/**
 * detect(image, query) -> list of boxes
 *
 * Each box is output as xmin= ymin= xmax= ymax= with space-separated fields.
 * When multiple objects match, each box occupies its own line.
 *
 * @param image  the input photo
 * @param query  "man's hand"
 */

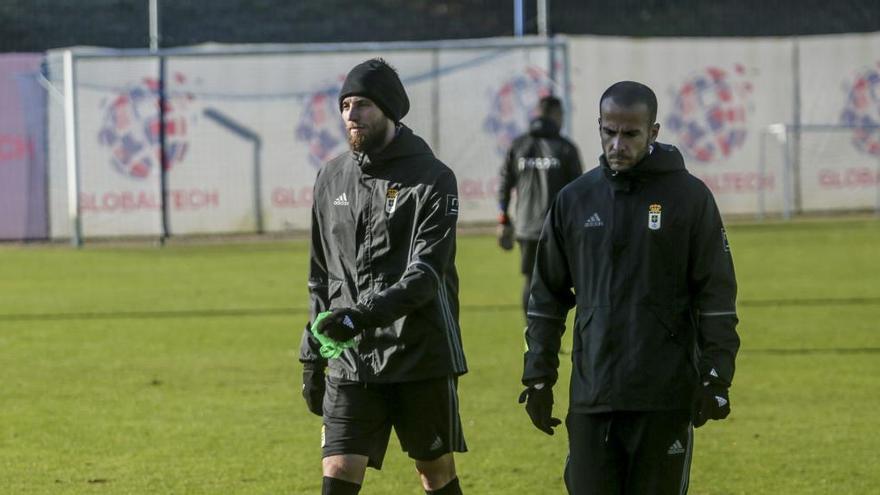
xmin=302 ymin=362 xmax=326 ymax=417
xmin=693 ymin=380 xmax=731 ymax=428
xmin=497 ymin=214 xmax=514 ymax=251
xmin=313 ymin=308 xmax=366 ymax=342
xmin=518 ymin=382 xmax=562 ymax=435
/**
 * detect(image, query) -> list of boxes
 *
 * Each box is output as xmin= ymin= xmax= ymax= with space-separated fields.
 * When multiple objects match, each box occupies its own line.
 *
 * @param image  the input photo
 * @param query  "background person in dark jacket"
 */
xmin=497 ymin=96 xmax=583 ymax=317
xmin=299 ymin=58 xmax=467 ymax=495
xmin=519 ymin=81 xmax=740 ymax=494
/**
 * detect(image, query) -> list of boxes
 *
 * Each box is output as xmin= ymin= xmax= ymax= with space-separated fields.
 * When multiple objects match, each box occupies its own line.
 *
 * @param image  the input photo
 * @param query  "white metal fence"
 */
xmin=31 ymin=31 xmax=880 ymax=243
xmin=46 ymin=38 xmax=569 ymax=245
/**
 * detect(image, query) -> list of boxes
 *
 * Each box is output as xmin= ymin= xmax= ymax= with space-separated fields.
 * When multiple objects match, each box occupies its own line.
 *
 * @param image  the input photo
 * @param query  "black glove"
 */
xmin=518 ymin=382 xmax=561 ymax=435
xmin=302 ymin=362 xmax=326 ymax=417
xmin=314 ymin=308 xmax=367 ymax=342
xmin=497 ymin=214 xmax=514 ymax=251
xmin=693 ymin=381 xmax=731 ymax=428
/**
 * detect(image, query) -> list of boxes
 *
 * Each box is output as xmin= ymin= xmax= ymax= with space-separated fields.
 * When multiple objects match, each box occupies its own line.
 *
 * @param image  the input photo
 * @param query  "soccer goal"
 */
xmin=760 ymin=123 xmax=880 ymax=218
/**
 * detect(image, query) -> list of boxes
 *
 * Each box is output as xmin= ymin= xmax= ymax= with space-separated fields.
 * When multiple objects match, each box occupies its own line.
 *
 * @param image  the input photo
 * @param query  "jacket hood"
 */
xmin=528 ymin=117 xmax=561 ymax=138
xmin=356 ymin=124 xmax=433 ymax=169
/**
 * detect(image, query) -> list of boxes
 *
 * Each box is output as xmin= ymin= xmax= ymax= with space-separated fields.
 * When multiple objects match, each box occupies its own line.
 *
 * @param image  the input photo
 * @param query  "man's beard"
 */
xmin=348 ymin=124 xmax=386 ymax=153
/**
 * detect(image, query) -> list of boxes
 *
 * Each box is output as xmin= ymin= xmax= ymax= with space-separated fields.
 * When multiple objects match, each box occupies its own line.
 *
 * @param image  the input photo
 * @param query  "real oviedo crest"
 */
xmin=648 ymin=204 xmax=662 ymax=230
xmin=385 ymin=188 xmax=399 ymax=214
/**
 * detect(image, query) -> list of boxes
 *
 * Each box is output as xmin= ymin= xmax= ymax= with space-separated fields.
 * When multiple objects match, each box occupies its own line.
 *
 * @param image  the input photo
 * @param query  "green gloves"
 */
xmin=311 ymin=310 xmax=358 ymax=359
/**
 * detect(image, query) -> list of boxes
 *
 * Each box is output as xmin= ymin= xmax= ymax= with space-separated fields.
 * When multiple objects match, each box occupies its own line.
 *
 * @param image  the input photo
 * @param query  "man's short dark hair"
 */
xmin=538 ymin=95 xmax=563 ymax=116
xmin=599 ymin=81 xmax=658 ymax=124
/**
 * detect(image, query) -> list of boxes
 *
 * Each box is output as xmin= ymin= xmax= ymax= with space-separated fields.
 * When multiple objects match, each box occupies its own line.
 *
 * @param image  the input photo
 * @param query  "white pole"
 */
xmin=757 ymin=130 xmax=766 ymax=221
xmin=780 ymin=126 xmax=792 ymax=220
xmin=537 ymin=0 xmax=549 ymax=36
xmin=791 ymin=38 xmax=801 ymax=214
xmin=149 ymin=0 xmax=160 ymax=52
xmin=561 ymin=39 xmax=572 ymax=137
xmin=63 ymin=50 xmax=82 ymax=247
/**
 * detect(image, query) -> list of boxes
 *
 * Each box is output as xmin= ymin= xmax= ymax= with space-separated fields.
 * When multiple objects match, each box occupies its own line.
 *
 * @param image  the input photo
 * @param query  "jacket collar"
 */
xmin=600 ymin=143 xmax=686 ymax=192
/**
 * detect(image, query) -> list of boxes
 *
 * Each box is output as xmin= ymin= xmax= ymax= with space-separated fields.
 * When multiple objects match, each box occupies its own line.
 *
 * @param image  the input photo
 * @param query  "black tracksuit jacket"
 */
xmin=299 ymin=125 xmax=467 ymax=383
xmin=522 ymin=143 xmax=740 ymax=413
xmin=498 ymin=117 xmax=583 ymax=240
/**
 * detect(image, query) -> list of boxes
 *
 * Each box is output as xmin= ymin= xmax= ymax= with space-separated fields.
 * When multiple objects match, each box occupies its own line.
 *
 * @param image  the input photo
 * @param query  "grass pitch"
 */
xmin=1 ymin=218 xmax=878 ymax=494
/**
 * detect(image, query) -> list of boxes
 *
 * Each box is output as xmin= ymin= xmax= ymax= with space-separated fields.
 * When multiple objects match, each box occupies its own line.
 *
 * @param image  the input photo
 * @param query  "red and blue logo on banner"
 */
xmin=296 ymin=82 xmax=346 ymax=168
xmin=483 ymin=66 xmax=553 ymax=157
xmin=840 ymin=62 xmax=880 ymax=156
xmin=665 ymin=65 xmax=753 ymax=163
xmin=97 ymin=73 xmax=195 ymax=180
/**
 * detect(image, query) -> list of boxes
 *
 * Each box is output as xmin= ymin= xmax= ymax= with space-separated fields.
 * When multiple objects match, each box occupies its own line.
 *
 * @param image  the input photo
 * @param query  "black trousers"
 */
xmin=564 ymin=410 xmax=693 ymax=495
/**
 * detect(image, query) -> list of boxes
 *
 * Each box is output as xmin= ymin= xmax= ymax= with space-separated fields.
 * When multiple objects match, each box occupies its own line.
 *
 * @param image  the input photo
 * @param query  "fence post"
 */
xmin=781 ymin=125 xmax=792 ymax=220
xmin=431 ymin=48 xmax=441 ymax=151
xmin=791 ymin=38 xmax=802 ymax=215
xmin=561 ymin=38 xmax=572 ymax=139
xmin=254 ymin=141 xmax=264 ymax=234
xmin=514 ymin=0 xmax=524 ymax=37
xmin=158 ymin=55 xmax=170 ymax=244
xmin=757 ymin=130 xmax=766 ymax=221
xmin=63 ymin=50 xmax=82 ymax=247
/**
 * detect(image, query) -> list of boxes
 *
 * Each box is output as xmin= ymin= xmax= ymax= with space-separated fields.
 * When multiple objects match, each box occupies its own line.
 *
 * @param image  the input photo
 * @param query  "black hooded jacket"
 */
xmin=498 ymin=117 xmax=583 ymax=240
xmin=522 ymin=142 xmax=739 ymax=413
xmin=299 ymin=125 xmax=467 ymax=382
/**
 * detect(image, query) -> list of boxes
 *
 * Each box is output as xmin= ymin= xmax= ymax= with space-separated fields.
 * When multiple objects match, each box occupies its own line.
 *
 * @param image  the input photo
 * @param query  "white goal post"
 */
xmin=759 ymin=123 xmax=880 ymax=219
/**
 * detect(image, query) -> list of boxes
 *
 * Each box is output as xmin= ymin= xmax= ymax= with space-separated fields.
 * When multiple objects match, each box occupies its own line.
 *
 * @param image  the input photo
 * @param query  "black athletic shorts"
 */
xmin=321 ymin=375 xmax=467 ymax=469
xmin=518 ymin=239 xmax=539 ymax=275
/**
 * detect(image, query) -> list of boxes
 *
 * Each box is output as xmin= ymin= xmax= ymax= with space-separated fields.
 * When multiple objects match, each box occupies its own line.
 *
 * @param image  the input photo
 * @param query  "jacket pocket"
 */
xmin=570 ymin=307 xmax=609 ymax=408
xmin=620 ymin=305 xmax=697 ymax=408
xmin=646 ymin=305 xmax=697 ymax=359
xmin=646 ymin=305 xmax=681 ymax=339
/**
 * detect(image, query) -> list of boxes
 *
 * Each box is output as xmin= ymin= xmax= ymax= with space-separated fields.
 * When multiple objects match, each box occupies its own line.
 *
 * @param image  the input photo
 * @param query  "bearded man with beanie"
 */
xmin=299 ymin=58 xmax=467 ymax=495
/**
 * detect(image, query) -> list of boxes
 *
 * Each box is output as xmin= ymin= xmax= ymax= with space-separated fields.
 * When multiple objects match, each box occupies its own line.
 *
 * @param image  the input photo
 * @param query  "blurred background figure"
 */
xmin=497 ymin=95 xmax=583 ymax=318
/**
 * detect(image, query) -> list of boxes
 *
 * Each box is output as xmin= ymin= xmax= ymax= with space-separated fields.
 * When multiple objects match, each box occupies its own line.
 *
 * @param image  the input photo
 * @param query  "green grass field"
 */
xmin=1 ymin=219 xmax=879 ymax=494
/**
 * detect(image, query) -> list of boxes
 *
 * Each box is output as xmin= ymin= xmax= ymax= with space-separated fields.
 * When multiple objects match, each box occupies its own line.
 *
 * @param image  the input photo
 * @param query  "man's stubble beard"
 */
xmin=348 ymin=124 xmax=387 ymax=153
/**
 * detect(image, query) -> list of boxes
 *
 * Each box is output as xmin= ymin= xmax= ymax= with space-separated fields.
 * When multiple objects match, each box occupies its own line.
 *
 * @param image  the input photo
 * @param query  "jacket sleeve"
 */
xmin=498 ymin=144 xmax=517 ymax=215
xmin=522 ymin=195 xmax=577 ymax=385
xmin=355 ymin=169 xmax=459 ymax=327
xmin=298 ymin=196 xmax=330 ymax=364
xmin=689 ymin=189 xmax=740 ymax=386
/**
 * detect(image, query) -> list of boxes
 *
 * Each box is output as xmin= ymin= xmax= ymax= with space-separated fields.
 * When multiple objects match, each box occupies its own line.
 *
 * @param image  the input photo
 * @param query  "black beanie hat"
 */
xmin=338 ymin=58 xmax=410 ymax=123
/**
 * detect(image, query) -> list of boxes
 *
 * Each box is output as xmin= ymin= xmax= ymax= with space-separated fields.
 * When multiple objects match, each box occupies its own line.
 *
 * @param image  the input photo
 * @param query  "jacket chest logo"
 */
xmin=648 ymin=204 xmax=662 ymax=230
xmin=583 ymin=212 xmax=604 ymax=228
xmin=385 ymin=188 xmax=399 ymax=214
